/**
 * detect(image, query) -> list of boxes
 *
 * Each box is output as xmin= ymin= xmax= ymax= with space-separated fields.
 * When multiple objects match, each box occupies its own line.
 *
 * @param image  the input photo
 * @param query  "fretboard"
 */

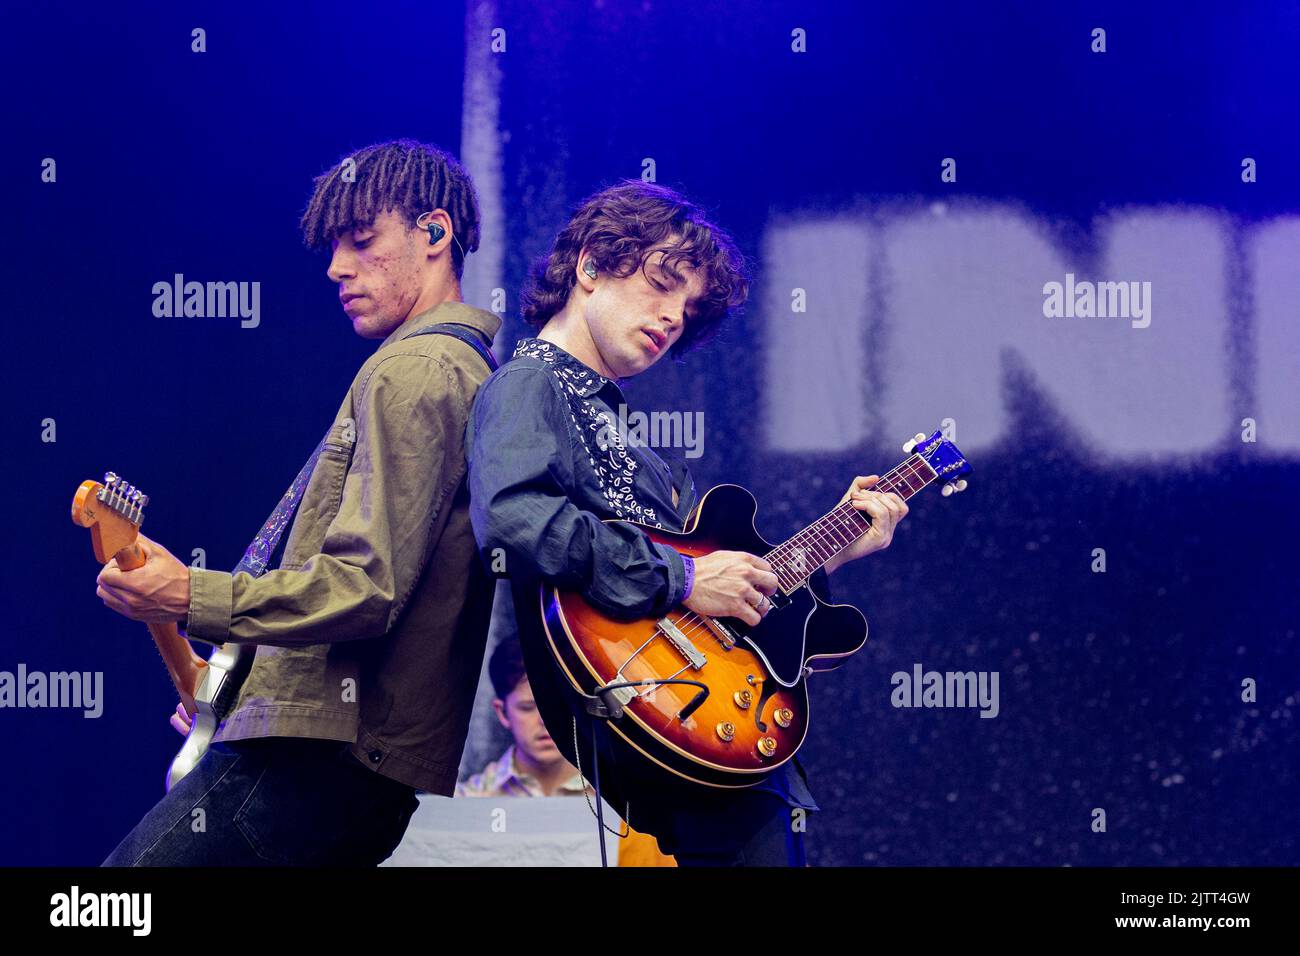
xmin=765 ymin=455 xmax=937 ymax=591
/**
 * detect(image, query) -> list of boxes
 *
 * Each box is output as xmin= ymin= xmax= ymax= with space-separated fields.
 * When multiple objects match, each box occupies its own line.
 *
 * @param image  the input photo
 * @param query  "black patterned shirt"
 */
xmin=466 ymin=337 xmax=817 ymax=835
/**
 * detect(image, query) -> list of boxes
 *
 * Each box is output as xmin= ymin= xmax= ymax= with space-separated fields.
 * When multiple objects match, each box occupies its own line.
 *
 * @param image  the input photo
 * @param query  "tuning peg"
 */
xmin=902 ymin=432 xmax=927 ymax=454
xmin=941 ymin=479 xmax=969 ymax=497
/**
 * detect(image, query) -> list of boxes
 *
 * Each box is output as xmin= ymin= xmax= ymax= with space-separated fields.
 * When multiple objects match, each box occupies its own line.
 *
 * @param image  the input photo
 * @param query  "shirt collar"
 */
xmin=512 ymin=336 xmax=621 ymax=398
xmin=379 ymin=300 xmax=502 ymax=351
xmin=498 ymin=744 xmax=589 ymax=796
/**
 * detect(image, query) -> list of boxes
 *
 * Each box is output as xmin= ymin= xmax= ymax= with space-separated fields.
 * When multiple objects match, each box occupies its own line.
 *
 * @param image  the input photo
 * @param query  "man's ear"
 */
xmin=492 ymin=697 xmax=510 ymax=729
xmin=575 ymin=247 xmax=598 ymax=293
xmin=416 ymin=209 xmax=455 ymax=257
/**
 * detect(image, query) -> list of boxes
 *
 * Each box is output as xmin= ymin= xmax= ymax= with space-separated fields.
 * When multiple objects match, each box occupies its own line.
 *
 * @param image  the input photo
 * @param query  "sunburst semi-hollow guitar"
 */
xmin=72 ymin=472 xmax=253 ymax=791
xmin=539 ymin=428 xmax=971 ymax=789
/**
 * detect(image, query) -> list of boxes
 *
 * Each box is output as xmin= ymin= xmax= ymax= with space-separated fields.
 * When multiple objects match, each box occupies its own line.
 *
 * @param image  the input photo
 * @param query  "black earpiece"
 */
xmin=426 ymin=221 xmax=446 ymax=244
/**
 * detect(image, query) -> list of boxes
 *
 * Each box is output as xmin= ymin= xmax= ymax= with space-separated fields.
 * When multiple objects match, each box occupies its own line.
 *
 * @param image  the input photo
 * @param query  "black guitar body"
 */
xmin=672 ymin=484 xmax=870 ymax=687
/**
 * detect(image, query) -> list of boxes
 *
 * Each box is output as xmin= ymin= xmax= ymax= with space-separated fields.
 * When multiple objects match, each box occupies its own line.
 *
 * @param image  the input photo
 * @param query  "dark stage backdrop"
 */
xmin=4 ymin=1 xmax=1297 ymax=866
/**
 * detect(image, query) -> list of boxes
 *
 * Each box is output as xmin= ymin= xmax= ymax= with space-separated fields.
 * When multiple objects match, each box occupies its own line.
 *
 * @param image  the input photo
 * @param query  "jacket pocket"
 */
xmin=322 ymin=419 xmax=357 ymax=459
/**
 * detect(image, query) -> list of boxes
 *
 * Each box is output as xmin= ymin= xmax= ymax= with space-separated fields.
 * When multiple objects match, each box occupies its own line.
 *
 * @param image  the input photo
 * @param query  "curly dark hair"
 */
xmin=520 ymin=180 xmax=749 ymax=354
xmin=487 ymin=638 xmax=527 ymax=701
xmin=300 ymin=139 xmax=481 ymax=279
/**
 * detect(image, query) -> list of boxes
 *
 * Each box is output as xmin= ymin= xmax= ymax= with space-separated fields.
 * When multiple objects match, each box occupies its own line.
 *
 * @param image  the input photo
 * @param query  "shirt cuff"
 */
xmin=656 ymin=543 xmax=689 ymax=610
xmin=187 ymin=566 xmax=234 ymax=646
xmin=681 ymin=553 xmax=695 ymax=600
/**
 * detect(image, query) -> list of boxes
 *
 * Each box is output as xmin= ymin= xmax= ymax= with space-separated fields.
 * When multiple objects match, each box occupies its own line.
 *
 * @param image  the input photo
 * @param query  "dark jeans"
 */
xmin=101 ymin=737 xmax=418 ymax=867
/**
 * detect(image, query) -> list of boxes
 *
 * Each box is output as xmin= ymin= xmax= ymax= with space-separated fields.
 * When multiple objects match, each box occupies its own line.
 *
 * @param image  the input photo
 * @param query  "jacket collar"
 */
xmin=380 ymin=300 xmax=501 ymax=351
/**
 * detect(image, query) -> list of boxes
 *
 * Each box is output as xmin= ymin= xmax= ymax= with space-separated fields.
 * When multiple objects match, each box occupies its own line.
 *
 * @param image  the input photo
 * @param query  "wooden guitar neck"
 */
xmin=72 ymin=474 xmax=207 ymax=713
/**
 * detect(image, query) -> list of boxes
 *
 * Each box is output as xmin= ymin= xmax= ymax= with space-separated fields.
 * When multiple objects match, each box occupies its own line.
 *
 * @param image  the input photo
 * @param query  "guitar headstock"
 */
xmin=902 ymin=430 xmax=972 ymax=497
xmin=71 ymin=472 xmax=149 ymax=563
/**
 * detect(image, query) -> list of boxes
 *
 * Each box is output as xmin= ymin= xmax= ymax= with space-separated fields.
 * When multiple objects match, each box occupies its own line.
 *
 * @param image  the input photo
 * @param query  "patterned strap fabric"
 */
xmin=231 ymin=322 xmax=497 ymax=578
xmin=232 ymin=435 xmax=328 ymax=577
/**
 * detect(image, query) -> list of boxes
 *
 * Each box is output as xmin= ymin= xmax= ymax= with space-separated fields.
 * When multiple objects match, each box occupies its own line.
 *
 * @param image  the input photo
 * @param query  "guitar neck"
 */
xmin=73 ymin=474 xmax=209 ymax=714
xmin=764 ymin=454 xmax=938 ymax=591
xmin=114 ymin=541 xmax=208 ymax=712
xmin=146 ymin=622 xmax=206 ymax=713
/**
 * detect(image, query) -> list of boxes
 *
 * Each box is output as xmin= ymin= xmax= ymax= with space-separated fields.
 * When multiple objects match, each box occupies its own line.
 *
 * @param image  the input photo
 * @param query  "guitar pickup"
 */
xmin=658 ymin=616 xmax=707 ymax=669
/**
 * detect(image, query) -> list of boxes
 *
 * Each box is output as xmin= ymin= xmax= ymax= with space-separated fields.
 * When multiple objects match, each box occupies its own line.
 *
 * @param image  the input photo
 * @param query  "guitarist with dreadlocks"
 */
xmin=95 ymin=140 xmax=502 ymax=866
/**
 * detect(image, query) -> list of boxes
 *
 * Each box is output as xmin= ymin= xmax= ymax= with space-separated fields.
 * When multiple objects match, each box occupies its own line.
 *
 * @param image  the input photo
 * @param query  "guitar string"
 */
xmin=767 ymin=458 xmax=931 ymax=586
xmin=763 ymin=457 xmax=931 ymax=581
xmin=766 ymin=470 xmax=913 ymax=576
xmin=594 ymin=458 xmax=938 ymax=793
xmin=614 ymin=457 xmax=939 ymax=696
xmin=658 ymin=458 xmax=933 ymax=655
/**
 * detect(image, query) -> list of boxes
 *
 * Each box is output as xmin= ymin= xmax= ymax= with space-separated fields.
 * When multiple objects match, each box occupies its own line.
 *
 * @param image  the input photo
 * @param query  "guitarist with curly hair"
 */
xmin=467 ymin=181 xmax=909 ymax=866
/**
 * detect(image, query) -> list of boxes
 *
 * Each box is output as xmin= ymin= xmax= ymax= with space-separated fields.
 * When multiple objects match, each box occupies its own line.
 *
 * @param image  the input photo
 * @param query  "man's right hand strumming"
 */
xmin=681 ymin=550 xmax=779 ymax=626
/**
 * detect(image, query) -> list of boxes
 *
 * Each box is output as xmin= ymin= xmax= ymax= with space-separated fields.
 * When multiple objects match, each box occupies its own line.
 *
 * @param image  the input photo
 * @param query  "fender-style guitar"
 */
xmin=72 ymin=472 xmax=251 ymax=791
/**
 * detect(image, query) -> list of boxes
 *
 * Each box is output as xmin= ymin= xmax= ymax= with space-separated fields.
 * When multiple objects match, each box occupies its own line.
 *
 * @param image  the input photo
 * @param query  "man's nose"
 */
xmin=327 ymin=249 xmax=354 ymax=283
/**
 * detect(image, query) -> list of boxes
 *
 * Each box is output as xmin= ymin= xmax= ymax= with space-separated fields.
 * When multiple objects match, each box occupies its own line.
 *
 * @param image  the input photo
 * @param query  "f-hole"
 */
xmin=753 ymin=679 xmax=781 ymax=732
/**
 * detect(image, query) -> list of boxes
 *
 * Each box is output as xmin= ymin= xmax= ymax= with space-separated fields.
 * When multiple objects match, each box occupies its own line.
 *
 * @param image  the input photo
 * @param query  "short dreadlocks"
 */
xmin=300 ymin=139 xmax=481 ymax=279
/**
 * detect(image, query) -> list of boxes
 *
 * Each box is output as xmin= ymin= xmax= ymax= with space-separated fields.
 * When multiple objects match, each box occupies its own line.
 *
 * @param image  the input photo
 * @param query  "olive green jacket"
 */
xmin=184 ymin=301 xmax=501 ymax=794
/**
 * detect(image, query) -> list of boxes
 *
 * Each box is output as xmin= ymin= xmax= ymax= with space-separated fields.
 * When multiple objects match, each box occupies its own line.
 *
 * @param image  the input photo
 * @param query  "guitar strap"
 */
xmin=401 ymin=321 xmax=499 ymax=373
xmin=233 ymin=321 xmax=497 ymax=579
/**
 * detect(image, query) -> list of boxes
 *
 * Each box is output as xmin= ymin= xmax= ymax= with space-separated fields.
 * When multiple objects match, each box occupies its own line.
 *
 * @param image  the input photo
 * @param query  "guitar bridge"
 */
xmin=657 ymin=616 xmax=707 ymax=669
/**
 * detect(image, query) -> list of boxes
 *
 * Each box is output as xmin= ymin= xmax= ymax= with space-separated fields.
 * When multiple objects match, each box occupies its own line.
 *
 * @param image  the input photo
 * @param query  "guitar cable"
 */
xmin=570 ymin=677 xmax=711 ymax=866
xmin=571 ymin=716 xmax=628 ymax=866
xmin=586 ymin=677 xmax=711 ymax=722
